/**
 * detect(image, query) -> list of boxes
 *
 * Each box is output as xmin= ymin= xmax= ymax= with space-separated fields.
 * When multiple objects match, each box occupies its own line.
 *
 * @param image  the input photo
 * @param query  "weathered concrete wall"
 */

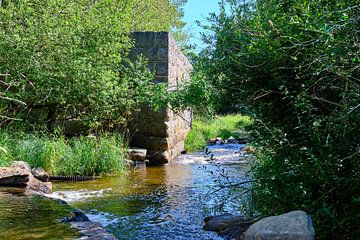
xmin=129 ymin=32 xmax=192 ymax=164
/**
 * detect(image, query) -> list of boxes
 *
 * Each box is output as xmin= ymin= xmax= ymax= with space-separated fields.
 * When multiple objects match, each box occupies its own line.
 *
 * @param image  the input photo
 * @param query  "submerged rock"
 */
xmin=72 ymin=222 xmax=117 ymax=240
xmin=61 ymin=210 xmax=90 ymax=222
xmin=204 ymin=213 xmax=252 ymax=240
xmin=242 ymin=210 xmax=315 ymax=240
xmin=60 ymin=209 xmax=117 ymax=240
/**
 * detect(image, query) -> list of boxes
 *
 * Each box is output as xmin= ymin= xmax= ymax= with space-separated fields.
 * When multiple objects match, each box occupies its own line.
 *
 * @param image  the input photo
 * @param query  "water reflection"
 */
xmin=0 ymin=144 xmax=250 ymax=240
xmin=51 ymin=144 xmax=249 ymax=240
xmin=0 ymin=193 xmax=80 ymax=240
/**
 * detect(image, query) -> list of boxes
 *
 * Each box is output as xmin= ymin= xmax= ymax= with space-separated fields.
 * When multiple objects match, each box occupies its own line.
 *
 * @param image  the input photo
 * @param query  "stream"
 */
xmin=0 ymin=144 xmax=251 ymax=240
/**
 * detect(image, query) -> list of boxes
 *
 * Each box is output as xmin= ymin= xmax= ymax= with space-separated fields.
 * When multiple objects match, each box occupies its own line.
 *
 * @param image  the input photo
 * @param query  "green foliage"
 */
xmin=168 ymin=54 xmax=220 ymax=116
xmin=203 ymin=0 xmax=359 ymax=238
xmin=0 ymin=130 xmax=127 ymax=176
xmin=131 ymin=0 xmax=184 ymax=32
xmin=0 ymin=0 xmax=184 ymax=129
xmin=185 ymin=114 xmax=252 ymax=152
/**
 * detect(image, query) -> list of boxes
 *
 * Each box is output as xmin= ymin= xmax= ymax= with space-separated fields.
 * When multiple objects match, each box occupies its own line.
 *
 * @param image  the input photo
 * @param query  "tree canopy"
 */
xmin=0 ymin=0 xmax=185 ymax=129
xmin=200 ymin=0 xmax=359 ymax=238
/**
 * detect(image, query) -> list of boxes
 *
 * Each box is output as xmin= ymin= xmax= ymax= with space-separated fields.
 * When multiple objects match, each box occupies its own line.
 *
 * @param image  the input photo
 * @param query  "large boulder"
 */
xmin=10 ymin=161 xmax=32 ymax=172
xmin=0 ymin=161 xmax=31 ymax=187
xmin=242 ymin=210 xmax=315 ymax=240
xmin=0 ymin=161 xmax=52 ymax=195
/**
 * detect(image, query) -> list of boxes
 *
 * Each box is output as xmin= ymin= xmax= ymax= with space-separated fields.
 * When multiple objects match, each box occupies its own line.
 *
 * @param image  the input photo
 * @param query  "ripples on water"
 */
xmin=0 ymin=193 xmax=80 ymax=239
xmin=0 ymin=144 xmax=251 ymax=240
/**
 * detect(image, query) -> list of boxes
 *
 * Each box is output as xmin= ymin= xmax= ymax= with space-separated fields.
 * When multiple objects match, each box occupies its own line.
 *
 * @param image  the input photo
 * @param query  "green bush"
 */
xmin=0 ymin=131 xmax=127 ymax=176
xmin=185 ymin=114 xmax=252 ymax=152
xmin=0 ymin=0 xmax=186 ymax=129
xmin=203 ymin=0 xmax=359 ymax=238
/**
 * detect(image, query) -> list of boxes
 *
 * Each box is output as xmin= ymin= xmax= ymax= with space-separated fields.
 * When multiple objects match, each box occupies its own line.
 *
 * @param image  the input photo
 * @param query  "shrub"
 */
xmin=203 ymin=0 xmax=359 ymax=238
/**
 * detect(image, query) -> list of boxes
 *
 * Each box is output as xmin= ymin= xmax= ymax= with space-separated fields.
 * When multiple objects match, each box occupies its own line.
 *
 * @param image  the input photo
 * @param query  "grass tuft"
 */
xmin=0 ymin=131 xmax=127 ymax=176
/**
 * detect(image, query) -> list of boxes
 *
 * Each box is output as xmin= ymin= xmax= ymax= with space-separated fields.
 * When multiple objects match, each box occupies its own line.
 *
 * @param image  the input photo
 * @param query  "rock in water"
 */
xmin=242 ymin=210 xmax=315 ymax=240
xmin=32 ymin=167 xmax=50 ymax=182
xmin=204 ymin=213 xmax=252 ymax=240
xmin=61 ymin=210 xmax=90 ymax=222
xmin=127 ymin=148 xmax=147 ymax=161
xmin=10 ymin=161 xmax=31 ymax=172
xmin=226 ymin=136 xmax=239 ymax=144
xmin=0 ymin=161 xmax=52 ymax=195
xmin=72 ymin=222 xmax=117 ymax=240
xmin=60 ymin=210 xmax=117 ymax=240
xmin=26 ymin=174 xmax=52 ymax=195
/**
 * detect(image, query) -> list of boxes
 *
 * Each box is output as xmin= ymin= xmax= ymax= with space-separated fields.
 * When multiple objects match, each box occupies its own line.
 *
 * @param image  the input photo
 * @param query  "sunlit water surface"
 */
xmin=0 ymin=144 xmax=250 ymax=240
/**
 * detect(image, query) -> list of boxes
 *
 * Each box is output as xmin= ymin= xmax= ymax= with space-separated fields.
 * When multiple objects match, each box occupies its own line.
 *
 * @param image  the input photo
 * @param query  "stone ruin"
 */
xmin=1 ymin=31 xmax=192 ymax=165
xmin=129 ymin=32 xmax=192 ymax=165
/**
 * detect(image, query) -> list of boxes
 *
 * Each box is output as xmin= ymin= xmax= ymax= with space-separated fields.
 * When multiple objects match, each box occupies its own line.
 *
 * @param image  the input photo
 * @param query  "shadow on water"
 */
xmin=0 ymin=144 xmax=251 ymax=240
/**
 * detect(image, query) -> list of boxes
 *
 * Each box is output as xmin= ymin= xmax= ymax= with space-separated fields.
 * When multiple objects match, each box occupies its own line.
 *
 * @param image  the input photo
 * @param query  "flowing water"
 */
xmin=0 ymin=144 xmax=251 ymax=240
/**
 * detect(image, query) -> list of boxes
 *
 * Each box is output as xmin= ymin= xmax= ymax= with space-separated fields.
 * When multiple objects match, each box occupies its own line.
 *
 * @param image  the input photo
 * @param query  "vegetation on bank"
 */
xmin=0 ymin=0 xmax=187 ymax=130
xmin=0 ymin=131 xmax=127 ymax=176
xmin=0 ymin=1 xmax=188 ymax=175
xmin=185 ymin=114 xmax=252 ymax=152
xmin=198 ymin=0 xmax=359 ymax=238
xmin=0 ymin=0 xmax=358 ymax=238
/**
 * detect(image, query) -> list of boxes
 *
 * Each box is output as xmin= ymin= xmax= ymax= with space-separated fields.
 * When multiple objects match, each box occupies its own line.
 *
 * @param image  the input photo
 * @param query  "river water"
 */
xmin=0 ymin=144 xmax=251 ymax=240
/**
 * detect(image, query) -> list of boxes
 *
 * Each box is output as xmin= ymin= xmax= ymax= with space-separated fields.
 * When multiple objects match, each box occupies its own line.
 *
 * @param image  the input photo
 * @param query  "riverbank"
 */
xmin=0 ymin=131 xmax=127 ymax=176
xmin=0 ymin=142 xmax=251 ymax=239
xmin=185 ymin=114 xmax=252 ymax=152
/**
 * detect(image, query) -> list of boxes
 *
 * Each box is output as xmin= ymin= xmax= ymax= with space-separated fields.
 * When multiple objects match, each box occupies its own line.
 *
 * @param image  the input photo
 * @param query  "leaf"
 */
xmin=0 ymin=146 xmax=8 ymax=154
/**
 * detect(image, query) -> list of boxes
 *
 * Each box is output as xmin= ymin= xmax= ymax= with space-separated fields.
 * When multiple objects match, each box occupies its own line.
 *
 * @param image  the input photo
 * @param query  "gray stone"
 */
xmin=148 ymin=62 xmax=169 ymax=76
xmin=216 ymin=138 xmax=225 ymax=145
xmin=0 ymin=162 xmax=31 ymax=187
xmin=204 ymin=214 xmax=253 ymax=240
xmin=61 ymin=210 xmax=90 ymax=222
xmin=10 ymin=161 xmax=31 ymax=172
xmin=31 ymin=167 xmax=50 ymax=182
xmin=26 ymin=174 xmax=52 ymax=195
xmin=237 ymin=137 xmax=249 ymax=144
xmin=129 ymin=32 xmax=192 ymax=164
xmin=227 ymin=136 xmax=239 ymax=144
xmin=72 ymin=222 xmax=117 ymax=240
xmin=127 ymin=148 xmax=147 ymax=161
xmin=242 ymin=210 xmax=315 ymax=240
xmin=0 ymin=161 xmax=52 ymax=195
xmin=204 ymin=213 xmax=251 ymax=232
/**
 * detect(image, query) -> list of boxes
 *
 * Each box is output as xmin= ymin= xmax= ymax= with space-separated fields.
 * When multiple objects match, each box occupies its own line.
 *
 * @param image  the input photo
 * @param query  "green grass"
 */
xmin=185 ymin=114 xmax=253 ymax=152
xmin=0 ymin=131 xmax=127 ymax=176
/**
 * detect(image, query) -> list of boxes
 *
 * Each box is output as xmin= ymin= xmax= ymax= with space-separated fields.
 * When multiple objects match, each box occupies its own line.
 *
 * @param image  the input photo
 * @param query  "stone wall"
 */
xmin=129 ymin=32 xmax=193 ymax=164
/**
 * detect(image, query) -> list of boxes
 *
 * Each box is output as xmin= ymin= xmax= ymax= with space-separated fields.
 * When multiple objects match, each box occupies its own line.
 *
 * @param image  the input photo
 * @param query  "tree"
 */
xmin=202 ymin=0 xmax=359 ymax=238
xmin=0 ymin=0 xmax=182 ymax=130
